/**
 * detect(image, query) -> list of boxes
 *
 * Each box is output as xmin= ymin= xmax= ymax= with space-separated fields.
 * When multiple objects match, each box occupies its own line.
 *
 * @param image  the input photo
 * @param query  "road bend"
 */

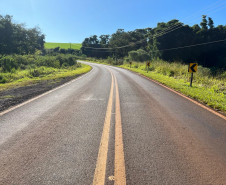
xmin=0 ymin=61 xmax=226 ymax=184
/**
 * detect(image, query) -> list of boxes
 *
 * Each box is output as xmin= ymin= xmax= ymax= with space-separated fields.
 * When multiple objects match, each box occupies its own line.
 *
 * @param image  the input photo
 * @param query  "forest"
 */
xmin=81 ymin=16 xmax=226 ymax=69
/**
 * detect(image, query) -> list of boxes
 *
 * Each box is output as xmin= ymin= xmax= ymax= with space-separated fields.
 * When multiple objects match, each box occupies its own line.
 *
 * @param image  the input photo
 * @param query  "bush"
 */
xmin=81 ymin=54 xmax=87 ymax=60
xmin=53 ymin=60 xmax=60 ymax=68
xmin=0 ymin=56 xmax=18 ymax=72
xmin=0 ymin=54 xmax=79 ymax=74
xmin=0 ymin=78 xmax=7 ymax=83
xmin=62 ymin=62 xmax=69 ymax=68
xmin=29 ymin=69 xmax=40 ymax=77
xmin=124 ymin=58 xmax=130 ymax=63
xmin=129 ymin=49 xmax=150 ymax=62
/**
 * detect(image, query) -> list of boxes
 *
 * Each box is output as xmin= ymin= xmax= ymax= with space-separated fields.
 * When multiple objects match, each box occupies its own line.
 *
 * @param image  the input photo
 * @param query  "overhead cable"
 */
xmin=83 ymin=1 xmax=226 ymax=50
xmin=86 ymin=38 xmax=226 ymax=53
xmin=154 ymin=0 xmax=226 ymax=37
xmin=151 ymin=38 xmax=226 ymax=52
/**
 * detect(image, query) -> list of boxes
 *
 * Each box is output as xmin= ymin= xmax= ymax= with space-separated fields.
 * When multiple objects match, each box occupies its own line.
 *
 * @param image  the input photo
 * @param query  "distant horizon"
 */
xmin=1 ymin=0 xmax=226 ymax=43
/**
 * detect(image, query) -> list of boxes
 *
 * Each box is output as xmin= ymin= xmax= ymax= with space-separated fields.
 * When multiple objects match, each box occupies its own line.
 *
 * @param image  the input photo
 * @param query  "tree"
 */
xmin=80 ymin=16 xmax=226 ymax=69
xmin=0 ymin=14 xmax=45 ymax=55
xmin=99 ymin=35 xmax=110 ymax=45
xmin=192 ymin=24 xmax=201 ymax=33
xmin=200 ymin=15 xmax=208 ymax=31
xmin=208 ymin=17 xmax=214 ymax=29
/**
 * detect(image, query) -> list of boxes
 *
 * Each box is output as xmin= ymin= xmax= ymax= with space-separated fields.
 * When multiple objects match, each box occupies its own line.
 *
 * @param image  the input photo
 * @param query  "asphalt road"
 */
xmin=0 ymin=61 xmax=226 ymax=185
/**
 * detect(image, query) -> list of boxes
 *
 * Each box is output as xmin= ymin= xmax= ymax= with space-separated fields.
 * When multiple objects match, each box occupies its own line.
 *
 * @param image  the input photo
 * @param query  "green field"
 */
xmin=45 ymin=42 xmax=82 ymax=50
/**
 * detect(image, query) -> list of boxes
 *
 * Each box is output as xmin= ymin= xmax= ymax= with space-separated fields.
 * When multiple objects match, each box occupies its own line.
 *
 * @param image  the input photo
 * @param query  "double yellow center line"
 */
xmin=93 ymin=68 xmax=126 ymax=185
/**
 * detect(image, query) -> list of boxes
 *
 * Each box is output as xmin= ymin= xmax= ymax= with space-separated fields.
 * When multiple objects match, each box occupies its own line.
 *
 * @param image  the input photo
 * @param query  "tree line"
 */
xmin=0 ymin=14 xmax=45 ymax=55
xmin=81 ymin=16 xmax=226 ymax=69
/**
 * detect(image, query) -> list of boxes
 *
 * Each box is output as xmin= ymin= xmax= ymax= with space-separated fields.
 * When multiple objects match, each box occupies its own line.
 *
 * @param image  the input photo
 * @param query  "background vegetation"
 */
xmin=0 ymin=14 xmax=90 ymax=91
xmin=0 ymin=54 xmax=91 ymax=91
xmin=0 ymin=15 xmax=45 ymax=55
xmin=81 ymin=16 xmax=226 ymax=70
xmin=85 ymin=58 xmax=226 ymax=113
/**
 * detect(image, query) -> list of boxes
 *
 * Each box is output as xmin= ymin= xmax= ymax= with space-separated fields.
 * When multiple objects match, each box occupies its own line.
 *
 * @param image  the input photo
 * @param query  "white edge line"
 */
xmin=0 ymin=67 xmax=93 ymax=116
xmin=86 ymin=61 xmax=226 ymax=121
xmin=118 ymin=66 xmax=226 ymax=121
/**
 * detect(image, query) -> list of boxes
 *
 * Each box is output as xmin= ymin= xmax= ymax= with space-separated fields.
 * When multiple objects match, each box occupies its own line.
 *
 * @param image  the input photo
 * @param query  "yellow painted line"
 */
xmin=0 ymin=68 xmax=93 ymax=116
xmin=93 ymin=70 xmax=114 ymax=185
xmin=113 ymin=73 xmax=126 ymax=185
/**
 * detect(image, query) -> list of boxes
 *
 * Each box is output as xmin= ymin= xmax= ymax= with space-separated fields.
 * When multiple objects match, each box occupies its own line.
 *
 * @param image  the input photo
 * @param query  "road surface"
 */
xmin=0 ymin=61 xmax=226 ymax=184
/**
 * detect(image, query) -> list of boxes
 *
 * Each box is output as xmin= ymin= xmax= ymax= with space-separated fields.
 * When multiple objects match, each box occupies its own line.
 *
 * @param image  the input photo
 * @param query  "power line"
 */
xmin=153 ymin=5 xmax=226 ymax=39
xmin=83 ymin=39 xmax=147 ymax=50
xmin=181 ymin=0 xmax=223 ymax=21
xmin=151 ymin=38 xmax=226 ymax=52
xmin=86 ymin=38 xmax=226 ymax=53
xmin=83 ymin=1 xmax=226 ymax=50
xmin=153 ymin=0 xmax=226 ymax=38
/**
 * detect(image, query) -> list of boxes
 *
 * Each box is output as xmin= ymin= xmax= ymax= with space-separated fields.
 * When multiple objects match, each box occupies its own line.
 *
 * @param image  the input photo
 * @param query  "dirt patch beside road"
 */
xmin=0 ymin=75 xmax=81 ymax=112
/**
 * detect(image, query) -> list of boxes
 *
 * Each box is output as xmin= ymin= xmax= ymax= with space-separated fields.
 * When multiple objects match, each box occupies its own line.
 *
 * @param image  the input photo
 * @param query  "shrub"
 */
xmin=124 ymin=58 xmax=130 ymax=63
xmin=0 ymin=56 xmax=18 ymax=72
xmin=0 ymin=78 xmax=7 ymax=83
xmin=129 ymin=49 xmax=150 ymax=62
xmin=53 ymin=60 xmax=60 ymax=68
xmin=29 ymin=69 xmax=40 ymax=77
xmin=62 ymin=62 xmax=69 ymax=68
xmin=81 ymin=54 xmax=87 ymax=60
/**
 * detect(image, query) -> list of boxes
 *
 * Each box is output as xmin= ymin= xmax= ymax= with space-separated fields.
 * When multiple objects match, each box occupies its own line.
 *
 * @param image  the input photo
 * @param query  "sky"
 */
xmin=0 ymin=0 xmax=226 ymax=43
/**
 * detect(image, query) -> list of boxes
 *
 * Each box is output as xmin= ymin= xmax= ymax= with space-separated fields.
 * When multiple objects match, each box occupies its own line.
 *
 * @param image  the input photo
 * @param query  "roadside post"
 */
xmin=147 ymin=62 xmax=150 ymax=73
xmin=188 ymin=63 xmax=198 ymax=87
xmin=130 ymin=62 xmax=132 ymax=68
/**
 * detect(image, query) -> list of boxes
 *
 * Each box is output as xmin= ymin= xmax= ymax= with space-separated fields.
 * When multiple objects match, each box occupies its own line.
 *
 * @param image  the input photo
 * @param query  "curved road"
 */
xmin=0 ymin=62 xmax=226 ymax=184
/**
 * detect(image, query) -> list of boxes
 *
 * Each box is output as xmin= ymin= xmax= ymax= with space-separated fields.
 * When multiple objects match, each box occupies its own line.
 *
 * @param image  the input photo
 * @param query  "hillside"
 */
xmin=45 ymin=42 xmax=82 ymax=50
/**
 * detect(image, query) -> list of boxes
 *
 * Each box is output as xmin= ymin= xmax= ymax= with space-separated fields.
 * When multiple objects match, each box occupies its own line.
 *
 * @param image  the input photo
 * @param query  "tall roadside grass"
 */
xmin=0 ymin=54 xmax=92 ymax=91
xmin=121 ymin=60 xmax=226 ymax=113
xmin=122 ymin=60 xmax=226 ymax=93
xmin=85 ymin=58 xmax=226 ymax=114
xmin=0 ymin=64 xmax=91 ymax=91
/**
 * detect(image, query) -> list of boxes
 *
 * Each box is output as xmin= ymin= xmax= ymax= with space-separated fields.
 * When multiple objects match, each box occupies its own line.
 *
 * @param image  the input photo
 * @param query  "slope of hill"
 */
xmin=45 ymin=43 xmax=82 ymax=50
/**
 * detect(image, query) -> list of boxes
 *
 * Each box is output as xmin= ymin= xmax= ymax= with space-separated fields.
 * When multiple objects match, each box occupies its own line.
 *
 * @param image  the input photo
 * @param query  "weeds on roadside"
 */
xmin=85 ymin=58 xmax=226 ymax=113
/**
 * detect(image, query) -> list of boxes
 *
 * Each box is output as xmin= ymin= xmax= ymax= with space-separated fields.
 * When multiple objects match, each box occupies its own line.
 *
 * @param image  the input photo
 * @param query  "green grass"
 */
xmin=0 ymin=64 xmax=91 ymax=91
xmin=122 ymin=65 xmax=226 ymax=113
xmin=85 ymin=59 xmax=226 ymax=114
xmin=45 ymin=42 xmax=82 ymax=50
xmin=0 ymin=95 xmax=14 ymax=99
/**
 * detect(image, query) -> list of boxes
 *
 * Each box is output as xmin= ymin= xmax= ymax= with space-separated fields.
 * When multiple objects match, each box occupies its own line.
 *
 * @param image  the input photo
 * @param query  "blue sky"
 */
xmin=1 ymin=0 xmax=226 ymax=43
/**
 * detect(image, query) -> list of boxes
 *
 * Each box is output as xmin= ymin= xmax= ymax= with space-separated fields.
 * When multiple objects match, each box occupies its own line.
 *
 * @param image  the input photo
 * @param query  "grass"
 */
xmin=45 ymin=42 xmax=82 ymax=50
xmin=85 ymin=59 xmax=226 ymax=114
xmin=0 ymin=95 xmax=14 ymax=99
xmin=0 ymin=64 xmax=92 ymax=91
